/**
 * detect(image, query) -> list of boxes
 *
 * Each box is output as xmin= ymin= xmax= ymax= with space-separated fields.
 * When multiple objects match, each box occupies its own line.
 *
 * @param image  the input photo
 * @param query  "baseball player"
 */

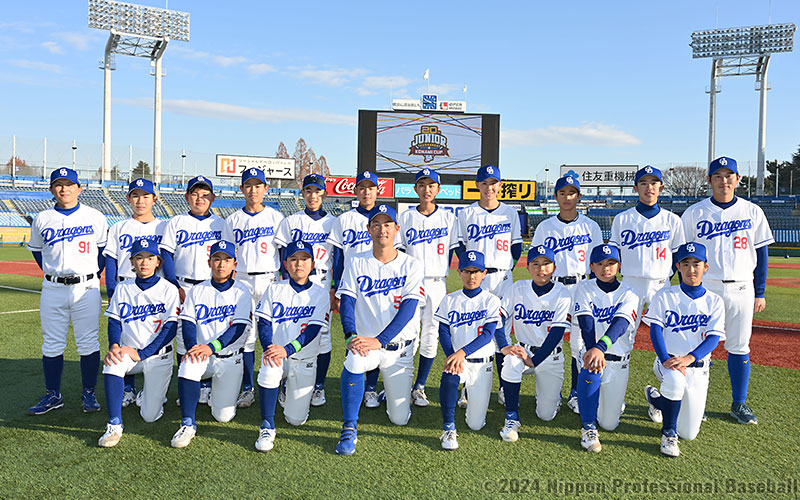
xmin=97 ymin=238 xmax=180 ymax=447
xmin=103 ymin=177 xmax=166 ymax=406
xmin=171 ymin=240 xmax=252 ymax=448
xmin=160 ymin=175 xmax=224 ymax=405
xmin=221 ymin=168 xmax=285 ymax=409
xmin=643 ymin=242 xmax=725 ymax=457
xmin=497 ymin=245 xmax=572 ymax=443
xmin=573 ymin=244 xmax=638 ymax=453
xmin=531 ymin=175 xmax=603 ymax=415
xmin=274 ymin=173 xmax=336 ymax=408
xmin=27 ymin=167 xmax=108 ymax=415
xmin=456 ymin=165 xmax=522 ymax=406
xmin=398 ymin=168 xmax=460 ymax=407
xmin=436 ymin=250 xmax=503 ymax=450
xmin=253 ymin=241 xmax=330 ymax=452
xmin=681 ymin=156 xmax=774 ymax=425
xmin=334 ymin=204 xmax=424 ymax=455
xmin=609 ymin=166 xmax=685 ymax=331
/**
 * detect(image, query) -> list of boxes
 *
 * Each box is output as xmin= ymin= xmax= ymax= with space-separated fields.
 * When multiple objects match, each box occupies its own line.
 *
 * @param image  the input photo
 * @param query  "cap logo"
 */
xmin=538 ymin=246 xmax=546 ymax=254
xmin=566 ymin=177 xmax=574 ymax=184
xmin=250 ymin=169 xmax=257 ymax=176
xmin=423 ymin=169 xmax=430 ymax=175
xmin=141 ymin=240 xmax=149 ymax=248
xmin=486 ymin=166 xmax=494 ymax=174
xmin=136 ymin=179 xmax=144 ymax=186
xmin=219 ymin=242 xmax=226 ymax=249
xmin=60 ymin=168 xmax=67 ymax=176
xmin=468 ymin=252 xmax=476 ymax=261
xmin=364 ymin=172 xmax=371 ymax=178
xmin=602 ymin=246 xmax=611 ymax=255
xmin=719 ymin=158 xmax=727 ymax=166
xmin=297 ymin=241 xmax=304 ymax=249
xmin=379 ymin=205 xmax=387 ymax=212
xmin=687 ymin=243 xmax=695 ymax=253
xmin=645 ymin=166 xmax=653 ymax=174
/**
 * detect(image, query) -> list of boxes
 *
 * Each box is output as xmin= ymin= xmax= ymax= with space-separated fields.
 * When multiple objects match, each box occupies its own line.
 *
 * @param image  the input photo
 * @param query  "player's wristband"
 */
xmin=599 ymin=336 xmax=612 ymax=351
xmin=345 ymin=332 xmax=356 ymax=342
xmin=210 ymin=339 xmax=222 ymax=353
xmin=290 ymin=340 xmax=302 ymax=353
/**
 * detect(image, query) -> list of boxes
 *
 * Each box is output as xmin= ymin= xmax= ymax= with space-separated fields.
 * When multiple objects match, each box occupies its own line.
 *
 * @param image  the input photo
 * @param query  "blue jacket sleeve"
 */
xmin=593 ymin=316 xmax=630 ymax=352
xmin=32 ymin=251 xmax=43 ymax=270
xmin=649 ymin=323 xmax=670 ymax=364
xmin=689 ymin=334 xmax=720 ymax=361
xmin=212 ymin=323 xmax=247 ymax=351
xmin=461 ymin=321 xmax=496 ymax=357
xmin=454 ymin=242 xmax=466 ymax=260
xmin=754 ymin=245 xmax=768 ymax=298
xmin=105 ymin=256 xmax=118 ymax=298
xmin=578 ymin=315 xmax=596 ymax=349
xmin=438 ymin=321 xmax=455 ymax=357
xmin=279 ymin=246 xmax=289 ymax=280
xmin=97 ymin=247 xmax=106 ymax=274
xmin=331 ymin=247 xmax=344 ymax=289
xmin=258 ymin=317 xmax=273 ymax=349
xmin=511 ymin=242 xmax=522 ymax=264
xmin=161 ymin=250 xmax=179 ymax=287
xmin=376 ymin=298 xmax=419 ymax=346
xmin=182 ymin=320 xmax=198 ymax=350
xmin=494 ymin=319 xmax=509 ymax=349
xmin=284 ymin=324 xmax=322 ymax=357
xmin=531 ymin=326 xmax=565 ymax=367
xmin=340 ymin=294 xmax=357 ymax=339
xmin=138 ymin=320 xmax=177 ymax=359
xmin=108 ymin=318 xmax=122 ymax=348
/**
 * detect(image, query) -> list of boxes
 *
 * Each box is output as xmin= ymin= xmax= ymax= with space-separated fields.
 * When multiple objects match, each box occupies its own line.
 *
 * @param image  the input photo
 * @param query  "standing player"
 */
xmin=171 ymin=241 xmax=252 ymax=448
xmin=435 ymin=251 xmax=502 ymax=450
xmin=253 ymin=241 xmax=330 ymax=451
xmin=98 ymin=239 xmax=180 ymax=447
xmin=643 ymin=242 xmax=724 ymax=457
xmin=457 ymin=165 xmax=522 ymax=405
xmin=681 ymin=156 xmax=774 ymax=425
xmin=27 ymin=167 xmax=108 ymax=415
xmin=399 ymin=168 xmax=460 ymax=407
xmin=104 ymin=177 xmax=166 ymax=406
xmin=222 ymin=168 xmax=284 ymax=409
xmin=531 ymin=175 xmax=603 ymax=414
xmin=274 ymin=173 xmax=336 ymax=407
xmin=334 ymin=204 xmax=424 ymax=455
xmin=497 ymin=245 xmax=572 ymax=443
xmin=572 ymin=244 xmax=638 ymax=453
xmin=609 ymin=166 xmax=684 ymax=330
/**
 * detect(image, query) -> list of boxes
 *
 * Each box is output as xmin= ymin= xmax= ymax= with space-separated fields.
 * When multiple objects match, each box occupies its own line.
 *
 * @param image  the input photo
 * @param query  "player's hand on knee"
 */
xmin=505 ymin=344 xmax=527 ymax=360
xmin=119 ymin=345 xmax=140 ymax=362
xmin=105 ymin=344 xmax=125 ymax=366
xmin=583 ymin=348 xmax=605 ymax=374
xmin=351 ymin=336 xmax=380 ymax=355
xmin=265 ymin=345 xmax=287 ymax=367
xmin=188 ymin=344 xmax=211 ymax=362
xmin=444 ymin=350 xmax=466 ymax=375
xmin=664 ymin=354 xmax=693 ymax=375
xmin=754 ymin=297 xmax=766 ymax=313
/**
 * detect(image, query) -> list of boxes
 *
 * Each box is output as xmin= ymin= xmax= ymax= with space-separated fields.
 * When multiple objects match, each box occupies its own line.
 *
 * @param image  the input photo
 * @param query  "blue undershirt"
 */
xmin=635 ymin=201 xmax=660 ymax=219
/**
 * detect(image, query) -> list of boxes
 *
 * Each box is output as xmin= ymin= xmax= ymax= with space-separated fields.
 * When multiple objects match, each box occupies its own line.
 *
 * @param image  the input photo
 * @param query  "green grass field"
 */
xmin=1 ymin=248 xmax=799 ymax=499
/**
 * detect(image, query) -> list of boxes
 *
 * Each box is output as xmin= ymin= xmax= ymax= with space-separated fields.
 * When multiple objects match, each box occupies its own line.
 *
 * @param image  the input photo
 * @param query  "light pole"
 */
xmin=181 ymin=149 xmax=186 ymax=186
xmin=72 ymin=140 xmax=77 ymax=170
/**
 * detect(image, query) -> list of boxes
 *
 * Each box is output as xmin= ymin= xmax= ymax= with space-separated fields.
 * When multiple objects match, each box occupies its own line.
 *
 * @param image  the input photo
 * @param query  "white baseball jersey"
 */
xmin=434 ymin=289 xmax=502 ymax=359
xmin=609 ymin=208 xmax=685 ymax=279
xmin=327 ymin=208 xmax=401 ymax=260
xmin=179 ymin=280 xmax=252 ymax=349
xmin=336 ymin=251 xmax=425 ymax=343
xmin=681 ymin=198 xmax=775 ymax=281
xmin=222 ymin=206 xmax=284 ymax=273
xmin=274 ymin=210 xmax=336 ymax=284
xmin=105 ymin=278 xmax=181 ymax=349
xmin=531 ymin=215 xmax=603 ymax=278
xmin=573 ymin=280 xmax=639 ymax=356
xmin=500 ymin=281 xmax=572 ymax=346
xmin=458 ymin=202 xmax=522 ymax=270
xmin=644 ymin=285 xmax=726 ymax=357
xmin=398 ymin=206 xmax=460 ymax=278
xmin=160 ymin=213 xmax=225 ymax=281
xmin=104 ymin=218 xmax=167 ymax=280
xmin=254 ymin=280 xmax=330 ymax=359
xmin=28 ymin=204 xmax=108 ymax=277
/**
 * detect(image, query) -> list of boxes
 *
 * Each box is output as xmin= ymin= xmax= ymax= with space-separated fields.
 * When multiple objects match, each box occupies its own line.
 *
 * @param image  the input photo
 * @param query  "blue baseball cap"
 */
xmin=128 ymin=178 xmax=156 ymax=195
xmin=355 ymin=170 xmax=378 ymax=187
xmin=634 ymin=165 xmax=663 ymax=184
xmin=527 ymin=244 xmax=555 ymax=264
xmin=130 ymin=238 xmax=160 ymax=258
xmin=476 ymin=165 xmax=501 ymax=183
xmin=554 ymin=175 xmax=580 ymax=194
xmin=284 ymin=240 xmax=314 ymax=260
xmin=241 ymin=168 xmax=266 ymax=186
xmin=368 ymin=204 xmax=398 ymax=224
xmin=187 ymin=175 xmax=214 ymax=193
xmin=302 ymin=173 xmax=326 ymax=190
xmin=209 ymin=240 xmax=236 ymax=260
xmin=708 ymin=156 xmax=739 ymax=176
xmin=459 ymin=250 xmax=486 ymax=271
xmin=415 ymin=168 xmax=440 ymax=184
xmin=50 ymin=167 xmax=80 ymax=187
xmin=590 ymin=244 xmax=621 ymax=264
xmin=675 ymin=242 xmax=707 ymax=263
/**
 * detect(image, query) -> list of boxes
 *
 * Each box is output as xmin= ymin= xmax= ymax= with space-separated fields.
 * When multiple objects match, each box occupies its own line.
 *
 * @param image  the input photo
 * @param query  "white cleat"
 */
xmin=644 ymin=385 xmax=663 ymax=424
xmin=255 ymin=427 xmax=276 ymax=452
xmin=364 ymin=390 xmax=380 ymax=409
xmin=236 ymin=388 xmax=255 ymax=409
xmin=567 ymin=393 xmax=580 ymax=414
xmin=499 ymin=419 xmax=521 ymax=443
xmin=98 ymin=423 xmax=123 ymax=448
xmin=311 ymin=388 xmax=326 ymax=407
xmin=121 ymin=390 xmax=137 ymax=408
xmin=199 ymin=385 xmax=211 ymax=405
xmin=411 ymin=388 xmax=429 ymax=407
xmin=171 ymin=425 xmax=197 ymax=449
xmin=660 ymin=433 xmax=680 ymax=457
xmin=457 ymin=387 xmax=468 ymax=409
xmin=278 ymin=385 xmax=287 ymax=409
xmin=580 ymin=427 xmax=602 ymax=453
xmin=497 ymin=387 xmax=505 ymax=406
xmin=440 ymin=429 xmax=459 ymax=450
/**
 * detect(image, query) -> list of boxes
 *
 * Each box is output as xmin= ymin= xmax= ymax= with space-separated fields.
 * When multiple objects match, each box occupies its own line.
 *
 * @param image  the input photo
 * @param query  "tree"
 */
xmin=275 ymin=141 xmax=289 ymax=159
xmin=662 ymin=165 xmax=707 ymax=197
xmin=317 ymin=155 xmax=330 ymax=177
xmin=95 ymin=164 xmax=121 ymax=182
xmin=299 ymin=148 xmax=318 ymax=181
xmin=132 ymin=160 xmax=151 ymax=181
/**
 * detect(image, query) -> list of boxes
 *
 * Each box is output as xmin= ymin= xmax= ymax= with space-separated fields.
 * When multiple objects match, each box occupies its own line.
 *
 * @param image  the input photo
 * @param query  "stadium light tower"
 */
xmin=691 ymin=23 xmax=795 ymax=195
xmin=88 ymin=0 xmax=189 ymax=185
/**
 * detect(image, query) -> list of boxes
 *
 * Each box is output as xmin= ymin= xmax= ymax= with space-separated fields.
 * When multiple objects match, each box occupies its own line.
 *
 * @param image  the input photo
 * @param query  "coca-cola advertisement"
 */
xmin=326 ymin=175 xmax=395 ymax=198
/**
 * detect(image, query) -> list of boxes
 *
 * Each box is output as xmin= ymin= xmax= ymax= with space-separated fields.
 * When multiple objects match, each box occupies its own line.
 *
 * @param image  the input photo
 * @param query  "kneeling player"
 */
xmin=644 ymin=242 xmax=724 ymax=457
xmin=253 ymin=241 xmax=330 ymax=452
xmin=573 ymin=245 xmax=638 ymax=453
xmin=171 ymin=241 xmax=252 ymax=448
xmin=98 ymin=239 xmax=180 ymax=447
xmin=497 ymin=245 xmax=572 ymax=442
xmin=436 ymin=251 xmax=502 ymax=450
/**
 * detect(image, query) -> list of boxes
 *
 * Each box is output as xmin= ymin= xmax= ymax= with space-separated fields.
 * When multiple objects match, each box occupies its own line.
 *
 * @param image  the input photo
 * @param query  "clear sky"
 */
xmin=1 ymin=1 xmax=798 ymax=182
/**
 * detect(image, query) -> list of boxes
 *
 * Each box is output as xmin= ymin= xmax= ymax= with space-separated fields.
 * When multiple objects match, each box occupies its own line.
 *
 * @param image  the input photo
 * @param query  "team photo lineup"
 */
xmin=25 ymin=157 xmax=775 ymax=459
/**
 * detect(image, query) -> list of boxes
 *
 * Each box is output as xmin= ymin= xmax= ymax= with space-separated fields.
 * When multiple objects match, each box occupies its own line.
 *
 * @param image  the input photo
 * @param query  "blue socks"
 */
xmin=80 ymin=351 xmax=100 ymax=390
xmin=659 ymin=396 xmax=681 ymax=436
xmin=241 ymin=351 xmax=255 ymax=391
xmin=341 ymin=368 xmax=365 ymax=424
xmin=440 ymin=372 xmax=460 ymax=429
xmin=124 ymin=374 xmax=136 ymax=392
xmin=414 ymin=355 xmax=435 ymax=389
xmin=570 ymin=357 xmax=579 ymax=392
xmin=315 ymin=351 xmax=331 ymax=389
xmin=728 ymin=353 xmax=751 ymax=403
xmin=577 ymin=368 xmax=602 ymax=428
xmin=178 ymin=377 xmax=200 ymax=425
xmin=42 ymin=355 xmax=64 ymax=394
xmin=495 ymin=355 xmax=505 ymax=393
xmin=365 ymin=368 xmax=379 ymax=393
xmin=259 ymin=385 xmax=279 ymax=429
xmin=503 ymin=381 xmax=521 ymax=420
xmin=104 ymin=374 xmax=124 ymax=424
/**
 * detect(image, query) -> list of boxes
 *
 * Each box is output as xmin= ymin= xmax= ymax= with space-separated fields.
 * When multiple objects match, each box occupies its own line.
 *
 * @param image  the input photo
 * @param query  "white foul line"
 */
xmin=0 ymin=285 xmax=41 ymax=293
xmin=0 ymin=308 xmax=39 ymax=315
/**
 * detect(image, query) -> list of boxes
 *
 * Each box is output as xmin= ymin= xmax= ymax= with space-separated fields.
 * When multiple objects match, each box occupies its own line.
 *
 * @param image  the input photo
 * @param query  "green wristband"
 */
xmin=290 ymin=340 xmax=302 ymax=353
xmin=210 ymin=339 xmax=222 ymax=353
xmin=599 ymin=336 xmax=612 ymax=351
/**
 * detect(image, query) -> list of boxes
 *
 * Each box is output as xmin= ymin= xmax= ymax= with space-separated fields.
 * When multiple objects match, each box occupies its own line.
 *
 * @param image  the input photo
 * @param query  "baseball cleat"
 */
xmin=567 ymin=390 xmax=580 ymax=414
xmin=81 ymin=389 xmax=101 ymax=413
xmin=27 ymin=391 xmax=64 ymax=416
xmin=644 ymin=386 xmax=663 ymax=424
xmin=580 ymin=427 xmax=602 ymax=453
xmin=255 ymin=427 xmax=276 ymax=452
xmin=440 ymin=429 xmax=459 ymax=450
xmin=499 ymin=419 xmax=521 ymax=443
xmin=497 ymin=387 xmax=505 ymax=406
xmin=199 ymin=385 xmax=211 ymax=405
xmin=121 ymin=387 xmax=137 ymax=408
xmin=411 ymin=387 xmax=429 ymax=407
xmin=702 ymin=412 xmax=708 ymax=422
xmin=98 ymin=423 xmax=124 ymax=448
xmin=335 ymin=426 xmax=358 ymax=455
xmin=311 ymin=388 xmax=326 ymax=407
xmin=730 ymin=402 xmax=758 ymax=425
xmin=660 ymin=432 xmax=680 ymax=457
xmin=236 ymin=388 xmax=255 ymax=409
xmin=458 ymin=387 xmax=468 ymax=409
xmin=171 ymin=423 xmax=197 ymax=448
xmin=278 ymin=383 xmax=287 ymax=409
xmin=364 ymin=390 xmax=380 ymax=409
